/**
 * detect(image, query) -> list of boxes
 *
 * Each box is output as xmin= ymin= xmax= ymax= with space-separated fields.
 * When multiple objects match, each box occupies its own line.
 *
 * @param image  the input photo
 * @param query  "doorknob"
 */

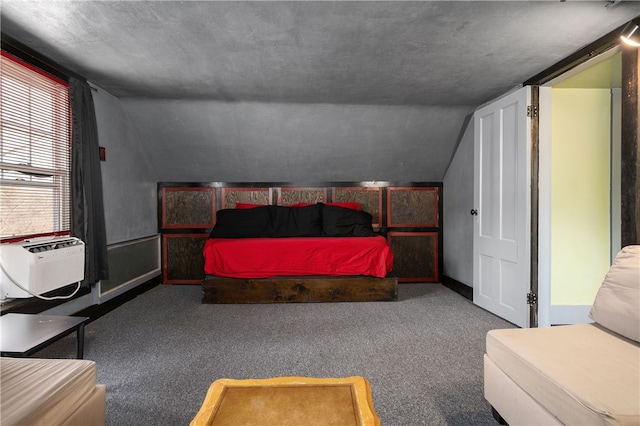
xmin=470 ymin=209 xmax=478 ymax=216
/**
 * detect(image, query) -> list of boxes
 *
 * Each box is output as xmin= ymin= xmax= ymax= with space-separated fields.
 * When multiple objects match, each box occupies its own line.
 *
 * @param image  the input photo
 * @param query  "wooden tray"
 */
xmin=190 ymin=376 xmax=380 ymax=426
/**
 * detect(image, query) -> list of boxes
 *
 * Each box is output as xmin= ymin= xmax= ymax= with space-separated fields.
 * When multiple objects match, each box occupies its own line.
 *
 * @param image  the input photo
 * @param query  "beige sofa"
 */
xmin=0 ymin=357 xmax=106 ymax=426
xmin=484 ymin=245 xmax=640 ymax=425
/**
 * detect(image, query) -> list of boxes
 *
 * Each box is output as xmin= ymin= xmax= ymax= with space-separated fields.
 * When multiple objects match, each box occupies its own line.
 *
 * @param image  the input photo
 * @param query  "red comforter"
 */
xmin=203 ymin=235 xmax=393 ymax=278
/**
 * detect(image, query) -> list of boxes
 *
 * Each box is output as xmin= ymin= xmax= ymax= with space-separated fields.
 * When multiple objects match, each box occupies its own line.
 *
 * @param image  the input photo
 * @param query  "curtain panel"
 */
xmin=70 ymin=78 xmax=109 ymax=285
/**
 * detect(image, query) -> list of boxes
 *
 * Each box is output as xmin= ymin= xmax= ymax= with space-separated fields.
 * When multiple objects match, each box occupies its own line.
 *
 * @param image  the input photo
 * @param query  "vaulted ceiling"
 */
xmin=2 ymin=1 xmax=639 ymax=181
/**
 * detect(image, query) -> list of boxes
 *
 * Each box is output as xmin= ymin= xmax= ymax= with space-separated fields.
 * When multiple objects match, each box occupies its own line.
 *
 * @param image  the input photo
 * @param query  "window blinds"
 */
xmin=0 ymin=51 xmax=71 ymax=239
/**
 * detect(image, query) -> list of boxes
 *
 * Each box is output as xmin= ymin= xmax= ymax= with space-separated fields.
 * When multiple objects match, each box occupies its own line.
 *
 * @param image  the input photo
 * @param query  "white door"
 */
xmin=473 ymin=86 xmax=531 ymax=328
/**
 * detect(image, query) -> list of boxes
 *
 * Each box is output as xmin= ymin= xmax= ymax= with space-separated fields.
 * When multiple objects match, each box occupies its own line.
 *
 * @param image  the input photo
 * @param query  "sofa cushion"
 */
xmin=486 ymin=323 xmax=640 ymax=426
xmin=0 ymin=357 xmax=99 ymax=426
xmin=589 ymin=245 xmax=640 ymax=343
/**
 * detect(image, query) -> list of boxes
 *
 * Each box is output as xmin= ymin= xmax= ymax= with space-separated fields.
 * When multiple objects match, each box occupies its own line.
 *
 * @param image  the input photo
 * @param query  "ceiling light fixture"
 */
xmin=620 ymin=19 xmax=640 ymax=47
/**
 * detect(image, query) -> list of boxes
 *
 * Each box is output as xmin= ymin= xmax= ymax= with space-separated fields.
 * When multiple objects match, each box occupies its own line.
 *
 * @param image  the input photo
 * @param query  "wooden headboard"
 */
xmin=158 ymin=181 xmax=442 ymax=284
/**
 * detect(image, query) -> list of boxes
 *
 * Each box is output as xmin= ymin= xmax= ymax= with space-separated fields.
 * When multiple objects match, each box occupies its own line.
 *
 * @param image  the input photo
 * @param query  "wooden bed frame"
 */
xmin=202 ymin=275 xmax=398 ymax=304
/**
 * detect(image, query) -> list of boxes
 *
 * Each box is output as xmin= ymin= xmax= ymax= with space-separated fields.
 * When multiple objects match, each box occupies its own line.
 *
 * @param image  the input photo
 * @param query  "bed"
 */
xmin=201 ymin=203 xmax=397 ymax=303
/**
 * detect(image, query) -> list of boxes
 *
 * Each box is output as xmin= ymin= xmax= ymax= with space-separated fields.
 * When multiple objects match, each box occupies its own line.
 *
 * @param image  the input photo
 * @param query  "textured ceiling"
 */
xmin=2 ymin=1 xmax=638 ymax=106
xmin=1 ymin=1 xmax=639 ymax=183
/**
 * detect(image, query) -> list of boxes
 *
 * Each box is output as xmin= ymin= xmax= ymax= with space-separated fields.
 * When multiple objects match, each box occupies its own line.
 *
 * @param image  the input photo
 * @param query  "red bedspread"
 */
xmin=203 ymin=235 xmax=393 ymax=278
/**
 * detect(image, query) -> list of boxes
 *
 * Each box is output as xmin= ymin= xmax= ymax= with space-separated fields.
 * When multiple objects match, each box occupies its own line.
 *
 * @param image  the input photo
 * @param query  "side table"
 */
xmin=0 ymin=313 xmax=89 ymax=359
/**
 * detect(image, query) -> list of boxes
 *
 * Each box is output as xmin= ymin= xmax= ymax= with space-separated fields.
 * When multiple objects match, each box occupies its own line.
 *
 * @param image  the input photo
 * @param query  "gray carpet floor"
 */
xmin=34 ymin=283 xmax=515 ymax=425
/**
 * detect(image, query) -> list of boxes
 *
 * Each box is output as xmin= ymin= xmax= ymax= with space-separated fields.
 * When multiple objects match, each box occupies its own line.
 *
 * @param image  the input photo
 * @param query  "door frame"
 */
xmin=533 ymin=40 xmax=638 ymax=327
xmin=538 ymin=81 xmax=619 ymax=327
xmin=537 ymin=47 xmax=624 ymax=326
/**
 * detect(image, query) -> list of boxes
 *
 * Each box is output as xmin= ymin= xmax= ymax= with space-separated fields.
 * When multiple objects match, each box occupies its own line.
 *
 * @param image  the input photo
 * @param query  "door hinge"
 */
xmin=527 ymin=105 xmax=538 ymax=118
xmin=527 ymin=292 xmax=537 ymax=305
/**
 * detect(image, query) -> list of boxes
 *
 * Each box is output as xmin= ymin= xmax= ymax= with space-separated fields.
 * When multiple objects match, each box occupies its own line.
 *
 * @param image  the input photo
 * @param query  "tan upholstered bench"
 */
xmin=484 ymin=245 xmax=640 ymax=425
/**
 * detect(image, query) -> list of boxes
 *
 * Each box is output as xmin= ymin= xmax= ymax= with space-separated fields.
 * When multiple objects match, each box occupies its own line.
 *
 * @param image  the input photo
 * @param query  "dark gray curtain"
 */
xmin=70 ymin=78 xmax=109 ymax=285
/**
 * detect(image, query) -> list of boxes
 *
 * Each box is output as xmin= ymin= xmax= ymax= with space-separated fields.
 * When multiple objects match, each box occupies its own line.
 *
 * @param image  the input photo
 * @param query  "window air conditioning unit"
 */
xmin=0 ymin=236 xmax=85 ymax=300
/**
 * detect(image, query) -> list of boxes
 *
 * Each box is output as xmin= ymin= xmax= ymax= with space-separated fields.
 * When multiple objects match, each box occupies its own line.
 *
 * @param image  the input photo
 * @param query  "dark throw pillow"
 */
xmin=209 ymin=206 xmax=272 ymax=238
xmin=321 ymin=204 xmax=376 ymax=237
xmin=269 ymin=204 xmax=323 ymax=237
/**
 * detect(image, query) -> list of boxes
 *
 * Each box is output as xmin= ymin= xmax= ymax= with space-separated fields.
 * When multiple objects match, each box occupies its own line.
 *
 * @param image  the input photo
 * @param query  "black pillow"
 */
xmin=269 ymin=204 xmax=323 ymax=237
xmin=209 ymin=206 xmax=272 ymax=238
xmin=321 ymin=204 xmax=376 ymax=237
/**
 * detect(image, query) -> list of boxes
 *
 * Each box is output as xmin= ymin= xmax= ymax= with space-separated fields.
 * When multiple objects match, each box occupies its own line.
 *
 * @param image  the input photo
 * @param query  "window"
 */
xmin=0 ymin=51 xmax=71 ymax=240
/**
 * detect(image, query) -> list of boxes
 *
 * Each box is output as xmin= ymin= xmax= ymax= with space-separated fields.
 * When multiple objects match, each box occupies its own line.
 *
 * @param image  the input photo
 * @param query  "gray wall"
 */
xmin=94 ymin=90 xmax=478 ymax=285
xmin=442 ymin=116 xmax=474 ymax=287
xmin=121 ymin=99 xmax=474 ymax=183
xmin=49 ymin=88 xmax=158 ymax=315
xmin=93 ymin=89 xmax=158 ymax=244
xmin=93 ymin=90 xmax=478 ymax=288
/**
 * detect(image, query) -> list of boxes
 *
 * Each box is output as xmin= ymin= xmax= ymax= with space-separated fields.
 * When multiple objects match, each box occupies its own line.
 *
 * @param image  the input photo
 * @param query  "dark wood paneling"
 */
xmin=523 ymin=23 xmax=625 ymax=86
xmin=332 ymin=187 xmax=383 ymax=228
xmin=162 ymin=234 xmax=208 ymax=284
xmin=621 ymin=46 xmax=639 ymax=246
xmin=202 ymin=275 xmax=397 ymax=303
xmin=278 ymin=187 xmax=327 ymax=205
xmin=221 ymin=188 xmax=272 ymax=208
xmin=529 ymin=85 xmax=540 ymax=328
xmin=162 ymin=188 xmax=215 ymax=228
xmin=388 ymin=232 xmax=438 ymax=282
xmin=387 ymin=187 xmax=438 ymax=227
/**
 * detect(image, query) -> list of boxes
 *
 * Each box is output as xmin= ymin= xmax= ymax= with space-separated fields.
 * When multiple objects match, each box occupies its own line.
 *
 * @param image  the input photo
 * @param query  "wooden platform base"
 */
xmin=202 ymin=275 xmax=398 ymax=304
